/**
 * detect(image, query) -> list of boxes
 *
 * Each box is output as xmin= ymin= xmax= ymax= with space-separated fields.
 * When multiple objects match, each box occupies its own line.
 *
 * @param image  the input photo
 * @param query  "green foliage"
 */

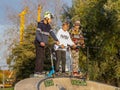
xmin=7 ymin=24 xmax=36 ymax=81
xmin=0 ymin=71 xmax=7 ymax=84
xmin=63 ymin=0 xmax=120 ymax=87
xmin=0 ymin=71 xmax=3 ymax=83
xmin=3 ymin=87 xmax=14 ymax=90
xmin=7 ymin=23 xmax=55 ymax=81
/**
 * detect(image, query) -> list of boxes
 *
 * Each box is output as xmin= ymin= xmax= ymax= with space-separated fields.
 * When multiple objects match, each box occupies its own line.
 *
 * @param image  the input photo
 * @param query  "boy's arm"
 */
xmin=67 ymin=33 xmax=76 ymax=48
xmin=36 ymin=23 xmax=44 ymax=43
xmin=49 ymin=30 xmax=60 ymax=45
xmin=49 ymin=30 xmax=58 ymax=41
xmin=36 ymin=29 xmax=43 ymax=43
xmin=67 ymin=33 xmax=74 ymax=46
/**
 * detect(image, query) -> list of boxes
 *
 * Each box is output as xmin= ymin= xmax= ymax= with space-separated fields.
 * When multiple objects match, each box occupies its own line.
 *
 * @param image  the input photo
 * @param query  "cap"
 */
xmin=74 ymin=20 xmax=80 ymax=26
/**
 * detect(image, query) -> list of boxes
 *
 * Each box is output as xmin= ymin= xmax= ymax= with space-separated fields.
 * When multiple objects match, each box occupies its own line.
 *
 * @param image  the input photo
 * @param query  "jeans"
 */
xmin=55 ymin=50 xmax=66 ymax=72
xmin=34 ymin=40 xmax=45 ymax=73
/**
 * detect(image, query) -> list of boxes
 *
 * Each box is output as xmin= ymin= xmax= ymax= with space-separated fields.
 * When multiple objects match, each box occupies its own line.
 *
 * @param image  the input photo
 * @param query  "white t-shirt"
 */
xmin=54 ymin=28 xmax=74 ymax=51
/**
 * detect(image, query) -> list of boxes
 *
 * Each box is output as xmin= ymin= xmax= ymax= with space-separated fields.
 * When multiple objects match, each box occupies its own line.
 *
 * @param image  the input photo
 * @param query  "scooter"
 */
xmin=67 ymin=46 xmax=73 ymax=77
xmin=47 ymin=47 xmax=55 ymax=77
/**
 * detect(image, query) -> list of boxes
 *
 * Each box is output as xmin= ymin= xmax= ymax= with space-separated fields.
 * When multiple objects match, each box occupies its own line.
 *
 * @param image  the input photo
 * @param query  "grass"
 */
xmin=0 ymin=87 xmax=14 ymax=90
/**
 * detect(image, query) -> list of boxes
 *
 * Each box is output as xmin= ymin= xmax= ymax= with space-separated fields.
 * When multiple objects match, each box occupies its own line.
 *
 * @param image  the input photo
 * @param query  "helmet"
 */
xmin=74 ymin=20 xmax=80 ymax=26
xmin=44 ymin=11 xmax=54 ymax=19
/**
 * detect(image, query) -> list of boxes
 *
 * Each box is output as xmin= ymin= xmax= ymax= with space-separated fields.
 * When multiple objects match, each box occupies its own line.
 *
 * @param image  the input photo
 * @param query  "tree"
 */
xmin=63 ymin=0 xmax=120 ymax=86
xmin=0 ymin=71 xmax=3 ymax=83
xmin=7 ymin=24 xmax=36 ymax=81
xmin=6 ymin=0 xmax=66 ymax=81
xmin=7 ymin=24 xmax=55 ymax=81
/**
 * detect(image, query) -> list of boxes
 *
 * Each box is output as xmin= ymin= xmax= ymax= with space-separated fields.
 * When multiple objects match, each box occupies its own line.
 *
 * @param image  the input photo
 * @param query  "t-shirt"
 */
xmin=70 ymin=28 xmax=85 ymax=48
xmin=54 ymin=28 xmax=74 ymax=51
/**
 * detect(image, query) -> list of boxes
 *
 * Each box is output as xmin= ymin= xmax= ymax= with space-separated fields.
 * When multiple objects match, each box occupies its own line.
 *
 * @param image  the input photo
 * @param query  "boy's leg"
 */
xmin=71 ymin=50 xmax=79 ymax=73
xmin=55 ymin=50 xmax=61 ymax=72
xmin=61 ymin=51 xmax=66 ymax=73
xmin=35 ymin=44 xmax=45 ymax=73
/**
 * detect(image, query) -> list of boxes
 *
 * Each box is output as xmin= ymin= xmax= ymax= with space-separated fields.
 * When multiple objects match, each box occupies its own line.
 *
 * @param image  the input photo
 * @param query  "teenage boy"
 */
xmin=54 ymin=22 xmax=76 ymax=73
xmin=34 ymin=11 xmax=59 ymax=74
xmin=69 ymin=20 xmax=85 ymax=76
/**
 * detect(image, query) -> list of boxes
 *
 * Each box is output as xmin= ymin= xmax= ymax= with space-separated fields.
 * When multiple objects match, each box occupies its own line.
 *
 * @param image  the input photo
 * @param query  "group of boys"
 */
xmin=34 ymin=11 xmax=85 ymax=76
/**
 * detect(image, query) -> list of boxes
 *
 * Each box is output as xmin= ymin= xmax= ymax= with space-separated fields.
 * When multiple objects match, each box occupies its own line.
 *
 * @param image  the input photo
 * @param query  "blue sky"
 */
xmin=0 ymin=0 xmax=72 ymax=25
xmin=0 ymin=0 xmax=72 ymax=67
xmin=0 ymin=0 xmax=22 ymax=25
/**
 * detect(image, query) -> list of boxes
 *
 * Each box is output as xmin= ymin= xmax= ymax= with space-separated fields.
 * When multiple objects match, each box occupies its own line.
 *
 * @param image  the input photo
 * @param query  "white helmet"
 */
xmin=44 ymin=11 xmax=54 ymax=19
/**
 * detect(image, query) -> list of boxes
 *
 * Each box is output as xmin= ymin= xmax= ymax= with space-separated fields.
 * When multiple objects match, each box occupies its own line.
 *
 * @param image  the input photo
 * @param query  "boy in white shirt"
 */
xmin=54 ymin=22 xmax=76 ymax=73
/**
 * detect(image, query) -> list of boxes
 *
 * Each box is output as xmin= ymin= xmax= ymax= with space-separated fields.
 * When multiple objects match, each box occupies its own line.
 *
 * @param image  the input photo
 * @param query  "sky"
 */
xmin=0 ymin=0 xmax=72 ymax=25
xmin=0 ymin=0 xmax=22 ymax=25
xmin=0 ymin=0 xmax=72 ymax=68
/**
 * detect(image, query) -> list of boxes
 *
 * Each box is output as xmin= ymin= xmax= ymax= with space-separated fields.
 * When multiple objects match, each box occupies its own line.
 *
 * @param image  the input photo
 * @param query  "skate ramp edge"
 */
xmin=14 ymin=77 xmax=120 ymax=90
xmin=14 ymin=77 xmax=43 ymax=90
xmin=39 ymin=77 xmax=120 ymax=90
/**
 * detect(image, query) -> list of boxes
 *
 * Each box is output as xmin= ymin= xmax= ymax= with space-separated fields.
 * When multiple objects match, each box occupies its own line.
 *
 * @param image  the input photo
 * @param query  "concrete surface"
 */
xmin=15 ymin=77 xmax=120 ymax=90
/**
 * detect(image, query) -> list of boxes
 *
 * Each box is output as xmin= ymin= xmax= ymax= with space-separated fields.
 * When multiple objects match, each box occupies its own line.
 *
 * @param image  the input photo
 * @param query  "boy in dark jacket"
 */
xmin=34 ymin=11 xmax=59 ymax=74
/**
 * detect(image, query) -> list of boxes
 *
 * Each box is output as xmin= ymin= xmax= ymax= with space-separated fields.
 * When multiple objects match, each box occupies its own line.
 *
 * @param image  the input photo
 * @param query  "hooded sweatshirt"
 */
xmin=35 ymin=20 xmax=58 ymax=44
xmin=54 ymin=28 xmax=74 ymax=51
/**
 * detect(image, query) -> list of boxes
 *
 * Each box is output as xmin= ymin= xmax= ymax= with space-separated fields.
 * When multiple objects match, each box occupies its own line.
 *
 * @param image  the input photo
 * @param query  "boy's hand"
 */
xmin=40 ymin=42 xmax=45 ymax=47
xmin=72 ymin=44 xmax=76 ymax=49
xmin=61 ymin=44 xmax=65 ymax=49
xmin=55 ymin=41 xmax=60 ymax=45
xmin=82 ymin=44 xmax=85 ymax=48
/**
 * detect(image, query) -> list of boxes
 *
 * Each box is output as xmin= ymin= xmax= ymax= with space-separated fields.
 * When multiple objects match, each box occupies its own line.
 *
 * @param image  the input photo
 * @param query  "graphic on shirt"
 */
xmin=60 ymin=34 xmax=69 ymax=40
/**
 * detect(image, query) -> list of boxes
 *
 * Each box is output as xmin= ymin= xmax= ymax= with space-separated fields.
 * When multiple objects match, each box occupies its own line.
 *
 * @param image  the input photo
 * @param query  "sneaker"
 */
xmin=55 ymin=72 xmax=61 ymax=76
xmin=73 ymin=72 xmax=79 ymax=77
xmin=34 ymin=72 xmax=41 ymax=74
xmin=34 ymin=72 xmax=45 ymax=78
xmin=61 ymin=72 xmax=69 ymax=76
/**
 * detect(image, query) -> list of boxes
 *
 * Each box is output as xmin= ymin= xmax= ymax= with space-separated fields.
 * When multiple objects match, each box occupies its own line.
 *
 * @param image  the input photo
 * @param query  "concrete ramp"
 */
xmin=39 ymin=77 xmax=119 ymax=90
xmin=14 ymin=77 xmax=43 ymax=90
xmin=15 ymin=77 xmax=120 ymax=90
xmin=40 ymin=77 xmax=86 ymax=90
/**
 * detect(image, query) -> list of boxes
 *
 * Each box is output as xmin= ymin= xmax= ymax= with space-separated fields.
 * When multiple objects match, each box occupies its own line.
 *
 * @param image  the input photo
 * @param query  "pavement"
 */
xmin=14 ymin=77 xmax=43 ymax=90
xmin=14 ymin=77 xmax=120 ymax=90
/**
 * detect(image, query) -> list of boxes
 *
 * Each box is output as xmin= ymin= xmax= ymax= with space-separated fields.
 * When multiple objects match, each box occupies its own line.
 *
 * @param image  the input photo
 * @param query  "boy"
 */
xmin=69 ymin=20 xmax=85 ymax=76
xmin=34 ymin=11 xmax=59 ymax=74
xmin=54 ymin=21 xmax=76 ymax=73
